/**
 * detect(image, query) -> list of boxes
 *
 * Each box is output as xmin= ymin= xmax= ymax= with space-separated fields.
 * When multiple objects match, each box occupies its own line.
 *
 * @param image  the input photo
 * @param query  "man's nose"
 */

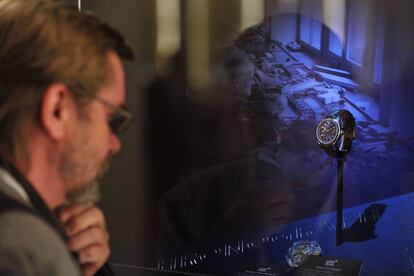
xmin=109 ymin=133 xmax=121 ymax=156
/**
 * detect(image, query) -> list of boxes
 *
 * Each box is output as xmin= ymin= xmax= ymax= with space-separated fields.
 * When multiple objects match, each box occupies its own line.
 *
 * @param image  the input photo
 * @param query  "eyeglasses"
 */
xmin=94 ymin=96 xmax=134 ymax=135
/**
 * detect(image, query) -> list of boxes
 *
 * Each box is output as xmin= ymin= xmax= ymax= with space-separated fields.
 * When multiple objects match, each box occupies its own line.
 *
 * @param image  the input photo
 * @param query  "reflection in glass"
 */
xmin=329 ymin=31 xmax=342 ymax=56
xmin=300 ymin=0 xmax=322 ymax=50
xmin=241 ymin=0 xmax=265 ymax=31
xmin=346 ymin=0 xmax=369 ymax=66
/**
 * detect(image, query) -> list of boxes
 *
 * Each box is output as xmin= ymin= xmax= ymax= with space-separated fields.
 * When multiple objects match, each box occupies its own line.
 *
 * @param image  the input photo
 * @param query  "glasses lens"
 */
xmin=109 ymin=112 xmax=132 ymax=134
xmin=93 ymin=96 xmax=133 ymax=135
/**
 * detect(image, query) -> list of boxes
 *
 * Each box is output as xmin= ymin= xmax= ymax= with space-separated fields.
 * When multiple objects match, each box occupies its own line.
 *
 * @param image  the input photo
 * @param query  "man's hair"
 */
xmin=0 ymin=0 xmax=133 ymax=162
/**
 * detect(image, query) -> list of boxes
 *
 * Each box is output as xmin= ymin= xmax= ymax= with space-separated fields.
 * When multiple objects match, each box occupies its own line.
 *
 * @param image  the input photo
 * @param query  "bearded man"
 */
xmin=0 ymin=1 xmax=133 ymax=275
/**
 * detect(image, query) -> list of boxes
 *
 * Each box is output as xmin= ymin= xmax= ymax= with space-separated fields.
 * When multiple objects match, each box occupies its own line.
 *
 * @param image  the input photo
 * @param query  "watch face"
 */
xmin=316 ymin=118 xmax=340 ymax=145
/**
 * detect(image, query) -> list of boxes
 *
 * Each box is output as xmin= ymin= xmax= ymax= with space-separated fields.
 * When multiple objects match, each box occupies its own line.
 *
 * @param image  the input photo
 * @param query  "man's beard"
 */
xmin=60 ymin=131 xmax=111 ymax=205
xmin=64 ymin=159 xmax=110 ymax=205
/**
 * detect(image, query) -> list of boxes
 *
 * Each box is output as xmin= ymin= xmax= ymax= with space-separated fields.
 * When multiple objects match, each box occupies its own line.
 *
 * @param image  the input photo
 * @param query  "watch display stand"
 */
xmin=316 ymin=110 xmax=356 ymax=246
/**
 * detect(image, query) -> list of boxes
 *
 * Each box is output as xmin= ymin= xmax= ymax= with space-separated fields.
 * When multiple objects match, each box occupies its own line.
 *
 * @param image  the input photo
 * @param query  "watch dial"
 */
xmin=316 ymin=119 xmax=340 ymax=145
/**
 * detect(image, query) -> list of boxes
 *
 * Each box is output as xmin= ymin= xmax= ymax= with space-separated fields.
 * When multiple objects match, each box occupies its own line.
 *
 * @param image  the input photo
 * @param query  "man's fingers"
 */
xmin=59 ymin=203 xmax=93 ymax=224
xmin=59 ymin=204 xmax=110 ymax=275
xmin=82 ymin=263 xmax=99 ymax=276
xmin=78 ymin=244 xmax=110 ymax=265
xmin=63 ymin=207 xmax=106 ymax=236
xmin=67 ymin=226 xmax=109 ymax=252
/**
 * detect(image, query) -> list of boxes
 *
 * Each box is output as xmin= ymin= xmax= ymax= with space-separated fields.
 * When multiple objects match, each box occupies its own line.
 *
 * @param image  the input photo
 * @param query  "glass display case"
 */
xmin=81 ymin=0 xmax=414 ymax=275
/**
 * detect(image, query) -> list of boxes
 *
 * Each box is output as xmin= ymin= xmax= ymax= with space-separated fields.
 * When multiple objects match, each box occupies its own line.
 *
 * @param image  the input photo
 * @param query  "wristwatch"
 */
xmin=316 ymin=110 xmax=356 ymax=158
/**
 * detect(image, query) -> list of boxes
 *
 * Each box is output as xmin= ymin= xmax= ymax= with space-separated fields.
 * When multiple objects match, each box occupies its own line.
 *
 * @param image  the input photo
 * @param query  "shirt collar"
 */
xmin=0 ymin=166 xmax=31 ymax=205
xmin=0 ymin=157 xmax=68 ymax=241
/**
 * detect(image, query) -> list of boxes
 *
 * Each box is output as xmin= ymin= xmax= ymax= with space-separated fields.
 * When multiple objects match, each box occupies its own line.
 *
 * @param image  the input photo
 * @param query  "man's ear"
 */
xmin=39 ymin=84 xmax=72 ymax=141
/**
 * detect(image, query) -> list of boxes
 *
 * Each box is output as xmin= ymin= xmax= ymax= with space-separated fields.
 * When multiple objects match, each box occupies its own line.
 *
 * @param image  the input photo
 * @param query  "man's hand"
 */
xmin=59 ymin=204 xmax=110 ymax=276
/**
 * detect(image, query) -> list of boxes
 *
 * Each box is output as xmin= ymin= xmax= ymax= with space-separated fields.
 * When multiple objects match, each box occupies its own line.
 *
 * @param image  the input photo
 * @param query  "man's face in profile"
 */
xmin=60 ymin=52 xmax=126 ymax=205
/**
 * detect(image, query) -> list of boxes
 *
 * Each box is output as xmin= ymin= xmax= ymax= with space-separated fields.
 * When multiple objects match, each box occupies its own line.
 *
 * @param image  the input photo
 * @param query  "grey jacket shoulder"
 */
xmin=0 ymin=210 xmax=81 ymax=276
